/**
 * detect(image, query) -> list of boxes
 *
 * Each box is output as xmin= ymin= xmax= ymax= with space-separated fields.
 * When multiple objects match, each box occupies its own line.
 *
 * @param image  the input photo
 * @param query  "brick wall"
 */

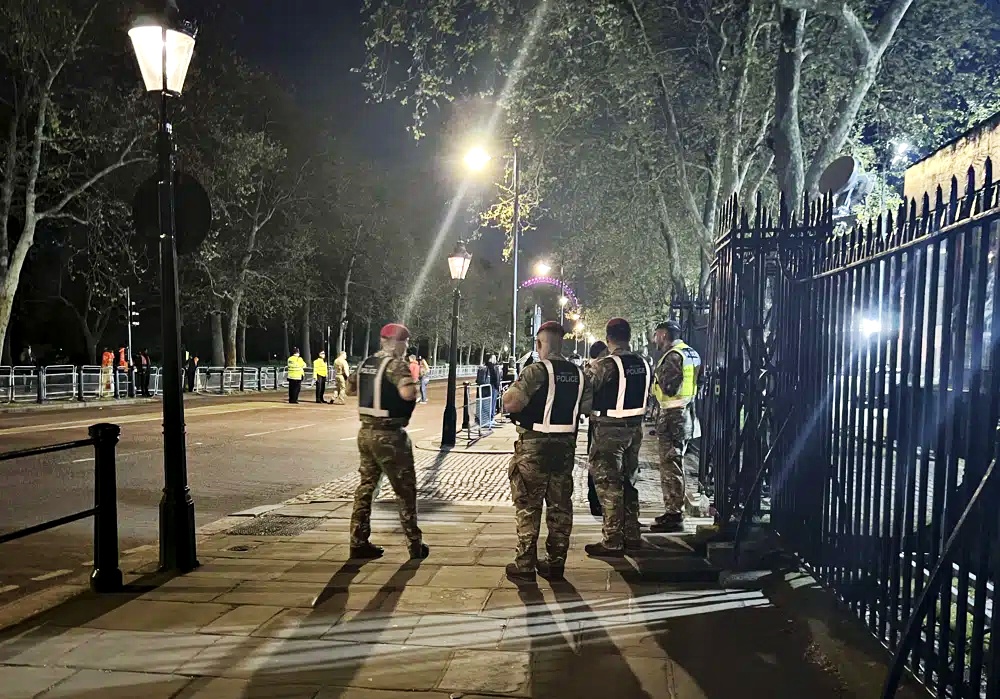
xmin=903 ymin=112 xmax=1000 ymax=201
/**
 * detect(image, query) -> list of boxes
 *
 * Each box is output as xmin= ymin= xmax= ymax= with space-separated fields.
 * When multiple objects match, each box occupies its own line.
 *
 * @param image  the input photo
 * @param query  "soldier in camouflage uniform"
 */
xmin=648 ymin=320 xmax=701 ymax=533
xmin=585 ymin=318 xmax=651 ymax=557
xmin=502 ymin=321 xmax=592 ymax=583
xmin=346 ymin=323 xmax=429 ymax=560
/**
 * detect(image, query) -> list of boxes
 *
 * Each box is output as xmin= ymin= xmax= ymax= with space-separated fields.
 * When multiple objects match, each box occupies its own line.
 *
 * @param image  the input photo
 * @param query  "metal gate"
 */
xmin=704 ymin=168 xmax=1000 ymax=698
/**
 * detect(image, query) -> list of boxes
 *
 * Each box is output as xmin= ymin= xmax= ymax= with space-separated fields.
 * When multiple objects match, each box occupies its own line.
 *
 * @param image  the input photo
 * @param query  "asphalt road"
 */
xmin=0 ymin=382 xmax=453 ymax=604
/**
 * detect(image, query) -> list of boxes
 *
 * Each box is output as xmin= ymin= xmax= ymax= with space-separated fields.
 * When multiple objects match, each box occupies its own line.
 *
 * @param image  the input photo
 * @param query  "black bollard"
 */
xmin=461 ymin=382 xmax=471 ymax=431
xmin=89 ymin=423 xmax=123 ymax=593
xmin=77 ymin=366 xmax=85 ymax=402
xmin=36 ymin=366 xmax=44 ymax=404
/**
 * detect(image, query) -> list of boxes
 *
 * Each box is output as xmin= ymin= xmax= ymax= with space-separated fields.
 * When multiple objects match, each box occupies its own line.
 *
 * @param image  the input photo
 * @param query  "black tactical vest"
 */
xmin=357 ymin=355 xmax=415 ymax=422
xmin=511 ymin=359 xmax=584 ymax=434
xmin=592 ymin=353 xmax=650 ymax=418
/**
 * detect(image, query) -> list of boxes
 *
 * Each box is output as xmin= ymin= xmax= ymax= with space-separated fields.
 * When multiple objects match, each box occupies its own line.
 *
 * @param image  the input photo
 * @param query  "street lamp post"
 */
xmin=510 ymin=145 xmax=520 ymax=368
xmin=129 ymin=2 xmax=198 ymax=572
xmin=441 ymin=241 xmax=473 ymax=448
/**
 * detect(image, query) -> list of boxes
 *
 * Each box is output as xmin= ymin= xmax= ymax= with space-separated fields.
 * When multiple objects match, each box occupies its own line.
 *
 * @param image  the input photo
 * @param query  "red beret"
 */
xmin=380 ymin=323 xmax=410 ymax=341
xmin=537 ymin=320 xmax=565 ymax=335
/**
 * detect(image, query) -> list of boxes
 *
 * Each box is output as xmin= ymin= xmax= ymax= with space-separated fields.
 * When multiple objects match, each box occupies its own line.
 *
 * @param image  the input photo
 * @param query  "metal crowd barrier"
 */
xmin=0 ymin=423 xmax=123 ymax=592
xmin=460 ymin=382 xmax=495 ymax=445
xmin=0 ymin=362 xmax=484 ymax=404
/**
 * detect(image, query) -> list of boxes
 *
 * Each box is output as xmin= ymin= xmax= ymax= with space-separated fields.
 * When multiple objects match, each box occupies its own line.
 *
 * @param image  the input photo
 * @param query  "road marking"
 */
xmin=30 ymin=569 xmax=72 ymax=582
xmin=244 ymin=423 xmax=317 ymax=438
xmin=62 ymin=447 xmax=166 ymax=465
xmin=0 ymin=402 xmax=279 ymax=437
xmin=0 ymin=584 xmax=19 ymax=594
xmin=339 ymin=436 xmax=356 ymax=441
xmin=123 ymin=544 xmax=155 ymax=555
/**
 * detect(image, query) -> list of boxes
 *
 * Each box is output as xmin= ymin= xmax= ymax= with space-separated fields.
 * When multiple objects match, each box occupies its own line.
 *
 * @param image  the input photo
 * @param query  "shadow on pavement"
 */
xmin=236 ymin=557 xmax=426 ymax=695
xmin=540 ymin=580 xmax=656 ymax=699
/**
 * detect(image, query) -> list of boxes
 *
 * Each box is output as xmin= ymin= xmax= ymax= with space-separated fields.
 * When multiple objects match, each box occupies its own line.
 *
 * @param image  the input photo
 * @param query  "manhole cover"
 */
xmin=225 ymin=515 xmax=324 ymax=537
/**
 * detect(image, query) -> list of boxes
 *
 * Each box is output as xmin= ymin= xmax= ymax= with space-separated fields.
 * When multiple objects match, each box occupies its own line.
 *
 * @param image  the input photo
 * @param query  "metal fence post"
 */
xmin=461 ymin=382 xmax=470 ymax=430
xmin=127 ymin=367 xmax=135 ymax=398
xmin=113 ymin=368 xmax=120 ymax=399
xmin=239 ymin=367 xmax=245 ymax=392
xmin=36 ymin=366 xmax=44 ymax=404
xmin=77 ymin=366 xmax=84 ymax=402
xmin=89 ymin=422 xmax=123 ymax=593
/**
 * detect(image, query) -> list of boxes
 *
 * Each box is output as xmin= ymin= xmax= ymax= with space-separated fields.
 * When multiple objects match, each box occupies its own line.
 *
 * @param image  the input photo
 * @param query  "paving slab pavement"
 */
xmin=0 ymin=497 xmax=924 ymax=698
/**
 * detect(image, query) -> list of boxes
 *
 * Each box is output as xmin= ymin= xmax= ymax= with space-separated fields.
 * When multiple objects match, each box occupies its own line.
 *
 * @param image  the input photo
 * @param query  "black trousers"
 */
xmin=586 ymin=420 xmax=600 ymax=509
xmin=137 ymin=367 xmax=151 ymax=396
xmin=315 ymin=375 xmax=327 ymax=403
xmin=185 ymin=370 xmax=196 ymax=392
xmin=288 ymin=378 xmax=302 ymax=403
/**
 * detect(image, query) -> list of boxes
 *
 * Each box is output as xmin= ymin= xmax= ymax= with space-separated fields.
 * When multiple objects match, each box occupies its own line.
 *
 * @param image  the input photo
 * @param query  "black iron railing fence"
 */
xmin=704 ymin=163 xmax=1000 ymax=698
xmin=0 ymin=423 xmax=123 ymax=593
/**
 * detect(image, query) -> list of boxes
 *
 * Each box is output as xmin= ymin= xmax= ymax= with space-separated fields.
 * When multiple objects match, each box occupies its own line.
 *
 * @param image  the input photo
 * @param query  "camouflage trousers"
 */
xmin=589 ymin=421 xmax=643 ymax=549
xmin=656 ymin=407 xmax=687 ymax=515
xmin=508 ymin=435 xmax=575 ymax=570
xmin=350 ymin=425 xmax=422 ymax=546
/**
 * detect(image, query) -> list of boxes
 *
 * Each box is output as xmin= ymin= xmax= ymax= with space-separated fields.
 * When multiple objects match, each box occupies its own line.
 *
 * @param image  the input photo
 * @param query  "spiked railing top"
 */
xmin=716 ymin=158 xmax=999 ymax=278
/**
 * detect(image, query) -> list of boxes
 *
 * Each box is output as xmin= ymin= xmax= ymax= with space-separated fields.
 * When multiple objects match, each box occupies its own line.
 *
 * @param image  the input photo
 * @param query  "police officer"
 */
xmin=502 ymin=321 xmax=591 ymax=582
xmin=346 ymin=323 xmax=429 ymax=560
xmin=649 ymin=320 xmax=702 ymax=533
xmin=313 ymin=350 xmax=329 ymax=404
xmin=287 ymin=347 xmax=306 ymax=404
xmin=585 ymin=318 xmax=651 ymax=557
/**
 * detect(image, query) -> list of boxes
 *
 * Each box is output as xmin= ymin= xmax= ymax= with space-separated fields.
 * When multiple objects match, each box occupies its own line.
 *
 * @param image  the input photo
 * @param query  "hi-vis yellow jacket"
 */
xmin=287 ymin=355 xmax=307 ymax=380
xmin=651 ymin=340 xmax=700 ymax=409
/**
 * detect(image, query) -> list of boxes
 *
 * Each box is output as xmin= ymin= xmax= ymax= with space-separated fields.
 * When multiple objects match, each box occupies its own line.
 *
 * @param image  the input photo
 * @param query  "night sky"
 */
xmin=219 ymin=0 xmax=550 ymax=281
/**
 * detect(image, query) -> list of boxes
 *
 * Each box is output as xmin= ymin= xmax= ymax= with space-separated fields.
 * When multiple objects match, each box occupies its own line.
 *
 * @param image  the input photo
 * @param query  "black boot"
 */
xmin=408 ymin=541 xmax=430 ymax=560
xmin=536 ymin=560 xmax=565 ymax=580
xmin=505 ymin=563 xmax=536 ymax=584
xmin=648 ymin=514 xmax=684 ymax=533
xmin=584 ymin=542 xmax=625 ymax=558
xmin=349 ymin=542 xmax=384 ymax=559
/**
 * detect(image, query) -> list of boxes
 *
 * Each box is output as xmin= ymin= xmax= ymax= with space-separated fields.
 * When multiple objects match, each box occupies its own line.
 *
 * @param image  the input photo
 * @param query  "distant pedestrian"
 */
xmin=185 ymin=355 xmax=199 ymax=392
xmin=100 ymin=347 xmax=114 ymax=397
xmin=287 ymin=347 xmax=306 ymax=403
xmin=333 ymin=351 xmax=350 ymax=405
xmin=503 ymin=321 xmax=591 ymax=583
xmin=418 ymin=356 xmax=430 ymax=403
xmin=487 ymin=354 xmax=501 ymax=415
xmin=347 ymin=323 xmax=428 ymax=561
xmin=136 ymin=349 xmax=152 ymax=397
xmin=313 ymin=350 xmax=329 ymax=404
xmin=20 ymin=345 xmax=35 ymax=393
xmin=408 ymin=355 xmax=420 ymax=384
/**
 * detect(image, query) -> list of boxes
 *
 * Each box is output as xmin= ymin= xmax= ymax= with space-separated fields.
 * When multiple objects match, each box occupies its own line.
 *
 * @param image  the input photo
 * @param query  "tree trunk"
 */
xmin=210 ymin=304 xmax=225 ymax=366
xmin=432 ymin=333 xmax=439 ymax=366
xmin=479 ymin=346 xmax=486 ymax=364
xmin=238 ymin=320 xmax=246 ymax=364
xmin=362 ymin=319 xmax=371 ymax=359
xmin=282 ymin=319 xmax=290 ymax=358
xmin=300 ymin=300 xmax=312 ymax=365
xmin=0 ymin=218 xmax=37 ymax=359
xmin=224 ymin=295 xmax=242 ymax=367
xmin=348 ymin=320 xmax=355 ymax=358
xmin=772 ymin=9 xmax=807 ymax=205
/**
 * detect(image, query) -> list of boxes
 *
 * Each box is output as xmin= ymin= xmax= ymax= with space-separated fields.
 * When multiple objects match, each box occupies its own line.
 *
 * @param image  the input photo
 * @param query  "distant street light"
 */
xmin=464 ymin=146 xmax=492 ymax=172
xmin=441 ymin=241 xmax=473 ymax=448
xmin=129 ymin=0 xmax=198 ymax=573
xmin=464 ymin=143 xmax=520 ymax=366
